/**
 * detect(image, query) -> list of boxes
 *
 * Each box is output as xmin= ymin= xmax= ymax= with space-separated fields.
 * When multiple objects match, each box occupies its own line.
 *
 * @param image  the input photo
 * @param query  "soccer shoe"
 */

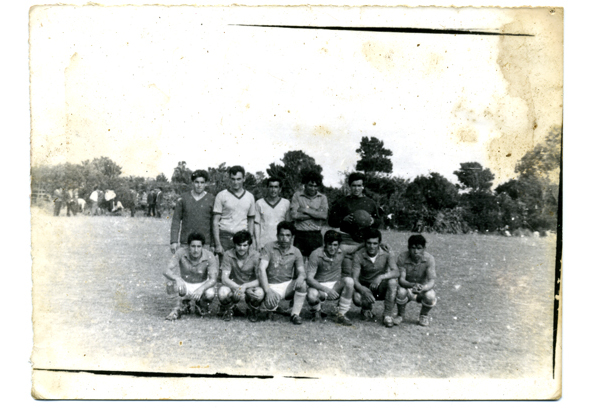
xmin=232 ymin=305 xmax=246 ymax=317
xmin=383 ymin=316 xmax=394 ymax=328
xmin=419 ymin=315 xmax=430 ymax=327
xmin=360 ymin=309 xmax=374 ymax=320
xmin=266 ymin=311 xmax=276 ymax=321
xmin=180 ymin=300 xmax=192 ymax=315
xmin=290 ymin=314 xmax=303 ymax=325
xmin=335 ymin=313 xmax=353 ymax=326
xmin=392 ymin=316 xmax=403 ymax=326
xmin=311 ymin=311 xmax=323 ymax=322
xmin=165 ymin=309 xmax=181 ymax=321
xmin=247 ymin=308 xmax=259 ymax=323
xmin=195 ymin=304 xmax=209 ymax=317
xmin=222 ymin=309 xmax=233 ymax=322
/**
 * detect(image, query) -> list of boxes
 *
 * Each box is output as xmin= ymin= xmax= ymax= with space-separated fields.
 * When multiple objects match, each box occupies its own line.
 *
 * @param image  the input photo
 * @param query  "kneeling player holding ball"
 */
xmin=163 ymin=232 xmax=218 ymax=320
xmin=218 ymin=230 xmax=264 ymax=322
xmin=395 ymin=234 xmax=437 ymax=327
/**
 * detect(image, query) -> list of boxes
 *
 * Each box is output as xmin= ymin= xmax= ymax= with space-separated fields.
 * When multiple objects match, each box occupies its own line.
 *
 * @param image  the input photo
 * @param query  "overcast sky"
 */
xmin=30 ymin=6 xmax=562 ymax=187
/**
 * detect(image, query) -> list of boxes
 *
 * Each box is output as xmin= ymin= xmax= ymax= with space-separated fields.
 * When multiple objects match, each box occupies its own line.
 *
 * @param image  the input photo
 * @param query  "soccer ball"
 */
xmin=353 ymin=209 xmax=372 ymax=228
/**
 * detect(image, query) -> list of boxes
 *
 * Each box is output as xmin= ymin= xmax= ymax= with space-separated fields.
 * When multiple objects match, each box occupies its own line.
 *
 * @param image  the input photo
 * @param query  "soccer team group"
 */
xmin=165 ymin=166 xmax=437 ymax=328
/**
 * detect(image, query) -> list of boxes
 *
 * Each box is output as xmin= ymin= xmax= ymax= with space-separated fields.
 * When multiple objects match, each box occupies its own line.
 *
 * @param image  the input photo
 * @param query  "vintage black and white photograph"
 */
xmin=29 ymin=4 xmax=562 ymax=399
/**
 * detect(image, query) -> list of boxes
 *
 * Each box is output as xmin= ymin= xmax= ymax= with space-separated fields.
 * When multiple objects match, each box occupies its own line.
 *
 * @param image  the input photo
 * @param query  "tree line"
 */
xmin=31 ymin=127 xmax=560 ymax=233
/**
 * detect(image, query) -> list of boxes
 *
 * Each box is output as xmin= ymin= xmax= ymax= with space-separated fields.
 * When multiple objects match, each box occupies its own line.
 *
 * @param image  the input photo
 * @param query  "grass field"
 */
xmin=31 ymin=205 xmax=557 ymax=380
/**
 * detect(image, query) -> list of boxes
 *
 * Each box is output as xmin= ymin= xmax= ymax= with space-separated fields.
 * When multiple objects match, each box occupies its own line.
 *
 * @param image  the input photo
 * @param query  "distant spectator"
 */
xmin=52 ymin=187 xmax=63 ymax=216
xmin=89 ymin=186 xmax=100 ymax=216
xmin=147 ymin=189 xmax=157 ymax=217
xmin=140 ymin=190 xmax=148 ymax=214
xmin=155 ymin=187 xmax=164 ymax=218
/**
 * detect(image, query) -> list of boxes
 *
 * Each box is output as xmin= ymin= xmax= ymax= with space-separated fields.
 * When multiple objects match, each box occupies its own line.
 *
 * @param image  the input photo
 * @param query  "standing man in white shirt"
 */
xmin=255 ymin=177 xmax=291 ymax=251
xmin=212 ymin=166 xmax=256 ymax=258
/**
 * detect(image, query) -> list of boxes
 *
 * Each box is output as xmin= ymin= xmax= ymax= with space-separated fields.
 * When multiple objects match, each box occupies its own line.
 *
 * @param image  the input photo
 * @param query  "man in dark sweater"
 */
xmin=147 ymin=189 xmax=157 ymax=217
xmin=328 ymin=172 xmax=381 ymax=276
xmin=170 ymin=170 xmax=215 ymax=253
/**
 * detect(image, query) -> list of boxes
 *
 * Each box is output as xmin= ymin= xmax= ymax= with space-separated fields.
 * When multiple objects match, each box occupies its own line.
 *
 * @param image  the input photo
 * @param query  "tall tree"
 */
xmin=454 ymin=162 xmax=495 ymax=192
xmin=171 ymin=161 xmax=192 ymax=184
xmin=355 ymin=136 xmax=393 ymax=174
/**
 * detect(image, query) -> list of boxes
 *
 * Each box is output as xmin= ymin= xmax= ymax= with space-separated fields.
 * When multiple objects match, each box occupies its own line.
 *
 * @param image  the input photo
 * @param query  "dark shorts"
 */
xmin=294 ymin=230 xmax=323 ymax=257
xmin=219 ymin=230 xmax=235 ymax=252
xmin=359 ymin=279 xmax=388 ymax=301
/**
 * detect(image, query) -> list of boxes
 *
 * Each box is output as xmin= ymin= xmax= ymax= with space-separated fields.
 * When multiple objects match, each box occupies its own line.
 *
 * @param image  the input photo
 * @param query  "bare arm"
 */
xmin=415 ymin=257 xmax=436 ymax=293
xmin=212 ymin=214 xmax=222 ymax=253
xmin=191 ymin=255 xmax=219 ymax=299
xmin=247 ymin=216 xmax=255 ymax=244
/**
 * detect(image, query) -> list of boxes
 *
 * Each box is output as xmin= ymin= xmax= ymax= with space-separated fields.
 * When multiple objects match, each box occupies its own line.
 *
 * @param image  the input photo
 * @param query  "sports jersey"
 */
xmin=213 ymin=189 xmax=256 ymax=233
xmin=168 ymin=247 xmax=218 ymax=284
xmin=255 ymin=197 xmax=290 ymax=249
xmin=396 ymin=250 xmax=435 ymax=284
xmin=352 ymin=247 xmax=397 ymax=284
xmin=290 ymin=190 xmax=328 ymax=231
xmin=328 ymin=194 xmax=380 ymax=241
xmin=260 ymin=241 xmax=304 ymax=284
xmin=221 ymin=248 xmax=260 ymax=286
xmin=170 ymin=191 xmax=215 ymax=245
xmin=307 ymin=247 xmax=346 ymax=283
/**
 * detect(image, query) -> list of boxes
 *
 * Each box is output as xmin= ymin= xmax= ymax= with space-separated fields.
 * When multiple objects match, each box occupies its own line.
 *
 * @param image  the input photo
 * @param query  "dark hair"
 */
xmin=276 ymin=221 xmax=297 ymax=237
xmin=408 ymin=234 xmax=427 ymax=248
xmin=348 ymin=172 xmax=366 ymax=186
xmin=187 ymin=232 xmax=206 ymax=246
xmin=233 ymin=230 xmax=253 ymax=246
xmin=362 ymin=227 xmax=382 ymax=243
xmin=228 ymin=165 xmax=246 ymax=178
xmin=301 ymin=169 xmax=323 ymax=186
xmin=266 ymin=177 xmax=282 ymax=187
xmin=191 ymin=169 xmax=209 ymax=183
xmin=324 ymin=230 xmax=342 ymax=245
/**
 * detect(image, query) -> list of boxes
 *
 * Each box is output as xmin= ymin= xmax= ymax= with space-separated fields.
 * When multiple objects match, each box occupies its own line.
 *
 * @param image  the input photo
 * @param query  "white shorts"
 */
xmin=183 ymin=281 xmax=205 ymax=296
xmin=268 ymin=280 xmax=292 ymax=298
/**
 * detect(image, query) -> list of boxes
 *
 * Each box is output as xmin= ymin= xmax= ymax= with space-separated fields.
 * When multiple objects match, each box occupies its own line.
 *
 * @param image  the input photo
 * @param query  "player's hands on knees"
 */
xmin=175 ymin=278 xmax=187 ymax=296
xmin=234 ymin=286 xmax=245 ymax=298
xmin=362 ymin=289 xmax=376 ymax=304
xmin=370 ymin=277 xmax=383 ymax=292
xmin=170 ymin=243 xmax=178 ymax=254
xmin=265 ymin=289 xmax=278 ymax=308
xmin=294 ymin=277 xmax=305 ymax=290
xmin=411 ymin=284 xmax=423 ymax=294
xmin=191 ymin=289 xmax=204 ymax=302
xmin=326 ymin=288 xmax=339 ymax=300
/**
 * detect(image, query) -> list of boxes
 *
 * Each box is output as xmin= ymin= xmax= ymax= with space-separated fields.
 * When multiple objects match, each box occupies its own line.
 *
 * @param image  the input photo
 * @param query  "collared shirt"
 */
xmin=260 ymin=241 xmax=304 ymax=284
xmin=396 ymin=251 xmax=435 ymax=284
xmin=168 ymin=247 xmax=218 ymax=284
xmin=352 ymin=247 xmax=397 ymax=284
xmin=255 ymin=197 xmax=291 ymax=250
xmin=306 ymin=247 xmax=348 ymax=283
xmin=290 ymin=190 xmax=328 ymax=231
xmin=213 ymin=189 xmax=256 ymax=233
xmin=221 ymin=248 xmax=260 ymax=285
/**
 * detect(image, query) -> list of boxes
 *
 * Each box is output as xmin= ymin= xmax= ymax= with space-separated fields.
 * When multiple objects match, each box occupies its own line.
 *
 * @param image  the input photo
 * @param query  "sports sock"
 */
xmin=420 ymin=304 xmax=433 ymax=316
xmin=338 ymin=297 xmax=352 ymax=316
xmin=397 ymin=303 xmax=407 ymax=317
xmin=291 ymin=291 xmax=307 ymax=316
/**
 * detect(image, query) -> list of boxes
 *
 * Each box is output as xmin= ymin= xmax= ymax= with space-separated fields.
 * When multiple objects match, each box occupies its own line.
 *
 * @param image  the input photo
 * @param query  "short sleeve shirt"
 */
xmin=290 ymin=191 xmax=328 ymax=232
xmin=168 ymin=247 xmax=219 ymax=284
xmin=259 ymin=241 xmax=304 ymax=284
xmin=352 ymin=247 xmax=397 ymax=284
xmin=396 ymin=251 xmax=435 ymax=284
xmin=307 ymin=247 xmax=345 ymax=283
xmin=255 ymin=198 xmax=291 ymax=249
xmin=213 ymin=189 xmax=256 ymax=233
xmin=221 ymin=248 xmax=260 ymax=286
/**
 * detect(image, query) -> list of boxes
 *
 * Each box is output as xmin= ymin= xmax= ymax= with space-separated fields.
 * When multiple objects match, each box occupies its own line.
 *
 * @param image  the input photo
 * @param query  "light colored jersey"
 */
xmin=255 ymin=197 xmax=291 ymax=249
xmin=213 ymin=189 xmax=256 ymax=233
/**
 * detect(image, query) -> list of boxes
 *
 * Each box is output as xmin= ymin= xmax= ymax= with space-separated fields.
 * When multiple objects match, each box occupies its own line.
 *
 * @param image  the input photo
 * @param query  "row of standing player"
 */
xmin=166 ymin=166 xmax=436 ymax=327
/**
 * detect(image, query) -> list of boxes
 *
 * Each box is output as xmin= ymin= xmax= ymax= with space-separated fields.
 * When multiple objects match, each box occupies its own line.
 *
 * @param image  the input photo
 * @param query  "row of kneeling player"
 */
xmin=164 ymin=222 xmax=436 ymax=327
